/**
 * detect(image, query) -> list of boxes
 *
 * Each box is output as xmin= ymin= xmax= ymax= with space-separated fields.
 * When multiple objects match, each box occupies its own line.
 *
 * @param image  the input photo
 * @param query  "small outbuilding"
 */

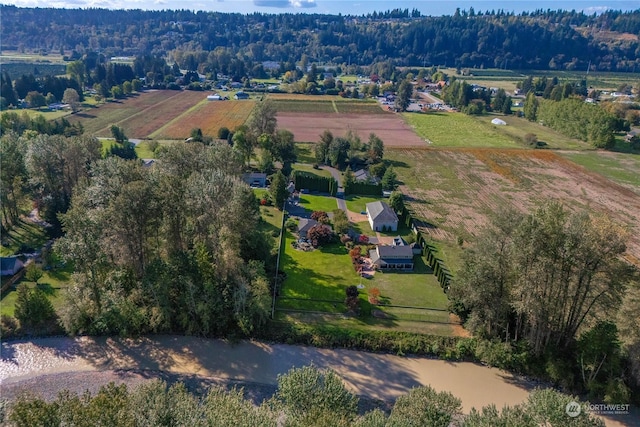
xmin=234 ymin=91 xmax=250 ymax=100
xmin=366 ymin=201 xmax=399 ymax=232
xmin=243 ymin=172 xmax=267 ymax=188
xmin=1 ymin=257 xmax=24 ymax=276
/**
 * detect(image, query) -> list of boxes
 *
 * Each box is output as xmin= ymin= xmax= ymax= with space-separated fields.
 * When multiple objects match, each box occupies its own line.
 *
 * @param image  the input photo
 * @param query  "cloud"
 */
xmin=583 ymin=6 xmax=611 ymax=14
xmin=290 ymin=0 xmax=316 ymax=8
xmin=254 ymin=0 xmax=316 ymax=8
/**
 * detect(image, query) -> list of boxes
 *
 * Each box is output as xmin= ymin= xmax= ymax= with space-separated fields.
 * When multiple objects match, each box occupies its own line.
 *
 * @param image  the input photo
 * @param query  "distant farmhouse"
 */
xmin=234 ymin=91 xmax=250 ymax=100
xmin=366 ymin=201 xmax=398 ymax=232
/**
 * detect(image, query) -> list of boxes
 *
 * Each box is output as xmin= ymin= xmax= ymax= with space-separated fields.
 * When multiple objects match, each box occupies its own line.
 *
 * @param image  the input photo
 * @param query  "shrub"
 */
xmin=285 ymin=218 xmax=298 ymax=232
xmin=275 ymin=365 xmax=358 ymax=422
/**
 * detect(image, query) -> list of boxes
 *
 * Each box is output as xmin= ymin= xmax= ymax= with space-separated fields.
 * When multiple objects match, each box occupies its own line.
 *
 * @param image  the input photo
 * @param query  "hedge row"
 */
xmin=344 ymin=181 xmax=382 ymax=196
xmin=292 ymin=170 xmax=338 ymax=196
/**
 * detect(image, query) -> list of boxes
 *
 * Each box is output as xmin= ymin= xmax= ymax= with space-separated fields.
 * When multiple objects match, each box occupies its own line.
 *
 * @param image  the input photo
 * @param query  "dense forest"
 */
xmin=1 ymin=6 xmax=639 ymax=72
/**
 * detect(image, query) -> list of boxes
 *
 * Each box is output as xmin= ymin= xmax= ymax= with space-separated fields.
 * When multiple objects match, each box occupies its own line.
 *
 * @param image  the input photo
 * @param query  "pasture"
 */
xmin=386 ymin=147 xmax=640 ymax=267
xmin=403 ymin=112 xmax=520 ymax=148
xmin=475 ymin=114 xmax=592 ymax=150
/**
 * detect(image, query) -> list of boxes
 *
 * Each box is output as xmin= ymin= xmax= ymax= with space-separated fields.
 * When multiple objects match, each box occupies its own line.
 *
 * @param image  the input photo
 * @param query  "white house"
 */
xmin=366 ymin=201 xmax=398 ymax=232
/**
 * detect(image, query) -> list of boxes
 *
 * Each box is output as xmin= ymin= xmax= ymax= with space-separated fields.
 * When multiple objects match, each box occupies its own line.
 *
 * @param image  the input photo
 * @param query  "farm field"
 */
xmin=403 ymin=112 xmax=521 ymax=148
xmin=151 ymin=99 xmax=255 ymax=139
xmin=560 ymin=150 xmax=640 ymax=194
xmin=278 ymin=112 xmax=427 ymax=146
xmin=271 ymin=98 xmax=384 ymax=115
xmin=67 ymin=90 xmax=206 ymax=138
xmin=386 ymin=147 xmax=640 ymax=267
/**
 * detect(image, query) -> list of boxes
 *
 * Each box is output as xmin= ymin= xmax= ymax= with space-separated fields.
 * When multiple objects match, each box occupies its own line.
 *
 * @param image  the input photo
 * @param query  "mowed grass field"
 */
xmin=151 ymin=99 xmax=255 ymax=139
xmin=403 ymin=112 xmax=520 ymax=148
xmin=475 ymin=115 xmax=592 ymax=150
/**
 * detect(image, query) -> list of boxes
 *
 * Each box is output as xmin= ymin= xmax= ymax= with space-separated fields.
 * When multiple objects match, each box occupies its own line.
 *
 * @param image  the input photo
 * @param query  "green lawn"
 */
xmin=134 ymin=141 xmax=157 ymax=159
xmin=278 ymin=233 xmax=356 ymax=305
xmin=1 ymin=265 xmax=73 ymax=317
xmin=296 ymin=194 xmax=339 ymax=213
xmin=0 ymin=220 xmax=49 ymax=257
xmin=292 ymin=163 xmax=332 ymax=178
xmin=277 ymin=228 xmax=451 ymax=325
xmin=403 ymin=112 xmax=521 ymax=148
xmin=344 ymin=195 xmax=384 ymax=213
xmin=561 ymin=150 xmax=640 ymax=192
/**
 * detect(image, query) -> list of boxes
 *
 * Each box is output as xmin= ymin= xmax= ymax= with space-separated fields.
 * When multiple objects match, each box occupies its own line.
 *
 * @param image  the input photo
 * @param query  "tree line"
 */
xmin=4 ymin=365 xmax=608 ymax=427
xmin=1 ymin=6 xmax=639 ymax=72
xmin=450 ymin=203 xmax=639 ymax=403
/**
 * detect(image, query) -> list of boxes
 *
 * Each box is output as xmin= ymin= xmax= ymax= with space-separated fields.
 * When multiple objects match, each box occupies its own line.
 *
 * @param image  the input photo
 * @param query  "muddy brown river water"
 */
xmin=0 ymin=335 xmax=636 ymax=426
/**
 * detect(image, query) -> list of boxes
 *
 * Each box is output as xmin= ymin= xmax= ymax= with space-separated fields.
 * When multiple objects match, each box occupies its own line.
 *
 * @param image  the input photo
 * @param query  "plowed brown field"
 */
xmin=152 ymin=99 xmax=255 ymax=139
xmin=277 ymin=112 xmax=428 ymax=146
xmin=69 ymin=90 xmax=206 ymax=138
xmin=390 ymin=148 xmax=640 ymax=266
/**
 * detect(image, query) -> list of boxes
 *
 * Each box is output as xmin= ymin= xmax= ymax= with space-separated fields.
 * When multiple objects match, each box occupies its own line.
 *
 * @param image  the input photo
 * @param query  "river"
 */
xmin=0 ymin=335 xmax=635 ymax=426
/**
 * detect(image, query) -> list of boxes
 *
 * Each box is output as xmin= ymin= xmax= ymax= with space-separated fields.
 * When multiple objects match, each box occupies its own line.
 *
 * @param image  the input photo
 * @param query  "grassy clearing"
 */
xmin=344 ymin=195 xmax=384 ymax=213
xmin=276 ymin=312 xmax=455 ymax=335
xmin=475 ymin=115 xmax=591 ymax=150
xmin=134 ymin=141 xmax=157 ymax=159
xmin=0 ymin=220 xmax=49 ymax=257
xmin=1 ymin=265 xmax=73 ymax=317
xmin=561 ymin=151 xmax=640 ymax=192
xmin=18 ymin=109 xmax=70 ymax=121
xmin=295 ymin=143 xmax=317 ymax=163
xmin=297 ymin=194 xmax=339 ymax=213
xmin=403 ymin=112 xmax=519 ymax=148
xmin=291 ymin=163 xmax=332 ymax=178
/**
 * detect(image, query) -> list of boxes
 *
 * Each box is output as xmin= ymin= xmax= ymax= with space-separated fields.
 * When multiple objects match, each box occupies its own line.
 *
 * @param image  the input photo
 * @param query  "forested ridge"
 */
xmin=1 ymin=5 xmax=639 ymax=72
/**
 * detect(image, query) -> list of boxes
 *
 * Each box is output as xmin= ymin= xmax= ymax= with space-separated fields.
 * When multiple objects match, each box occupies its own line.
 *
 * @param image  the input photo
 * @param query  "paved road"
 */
xmin=0 ymin=336 xmax=634 ymax=426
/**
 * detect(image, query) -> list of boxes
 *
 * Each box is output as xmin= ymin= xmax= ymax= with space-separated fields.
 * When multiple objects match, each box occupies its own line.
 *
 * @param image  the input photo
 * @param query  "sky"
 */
xmin=4 ymin=0 xmax=639 ymax=16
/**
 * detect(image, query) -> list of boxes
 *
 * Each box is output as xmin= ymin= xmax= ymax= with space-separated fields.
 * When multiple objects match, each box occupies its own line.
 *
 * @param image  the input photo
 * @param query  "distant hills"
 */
xmin=1 ymin=5 xmax=639 ymax=72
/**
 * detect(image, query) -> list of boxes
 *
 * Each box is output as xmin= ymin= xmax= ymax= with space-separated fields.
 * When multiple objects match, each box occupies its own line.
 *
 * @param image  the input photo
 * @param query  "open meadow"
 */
xmin=403 ymin=112 xmax=521 ymax=148
xmin=387 ymin=147 xmax=640 ymax=267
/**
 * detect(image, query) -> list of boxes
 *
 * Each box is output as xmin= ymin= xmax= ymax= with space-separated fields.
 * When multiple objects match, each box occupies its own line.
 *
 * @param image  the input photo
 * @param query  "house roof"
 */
xmin=366 ymin=201 xmax=398 ymax=223
xmin=298 ymin=218 xmax=319 ymax=234
xmin=377 ymin=244 xmax=414 ymax=259
xmin=354 ymin=169 xmax=370 ymax=181
xmin=1 ymin=257 xmax=22 ymax=273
